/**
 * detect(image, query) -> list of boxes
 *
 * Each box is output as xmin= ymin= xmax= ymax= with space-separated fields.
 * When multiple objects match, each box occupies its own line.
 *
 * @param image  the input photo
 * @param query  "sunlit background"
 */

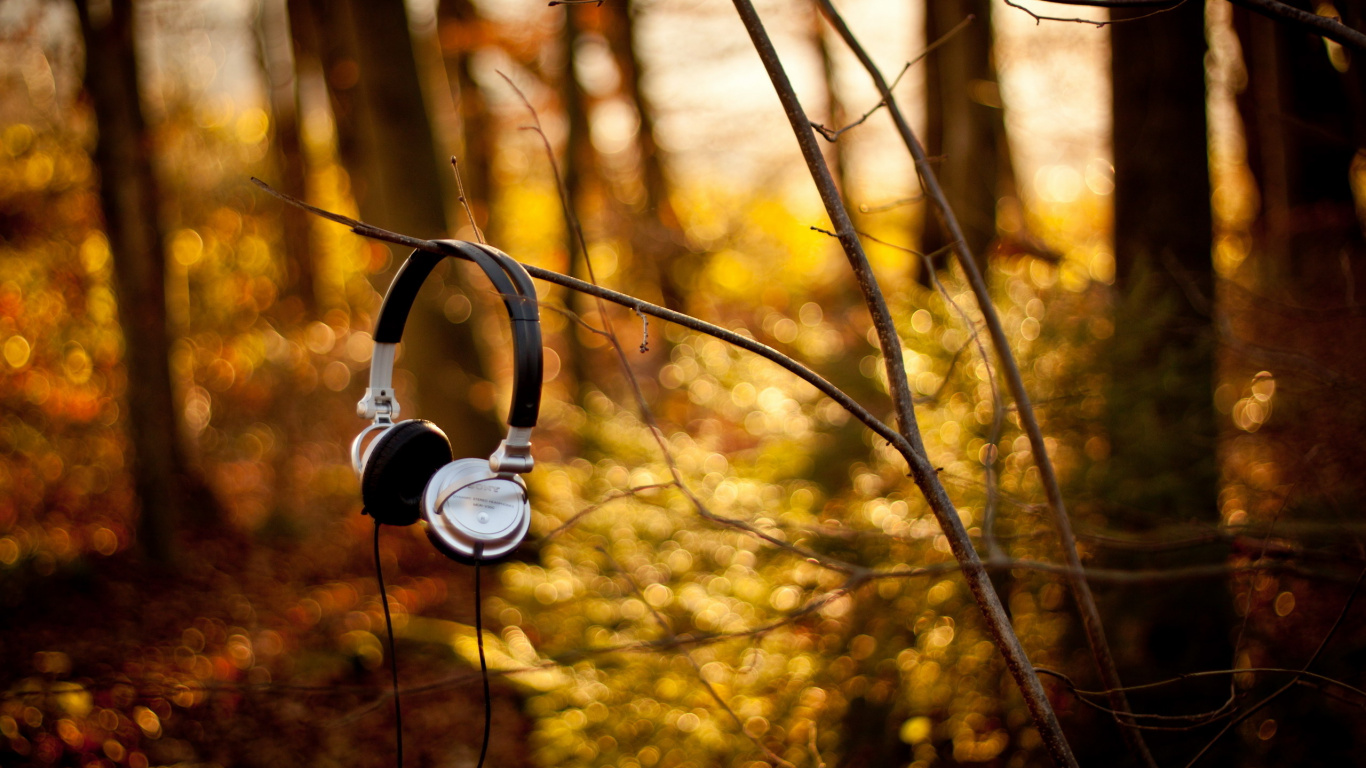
xmin=2 ymin=0 xmax=1364 ymax=766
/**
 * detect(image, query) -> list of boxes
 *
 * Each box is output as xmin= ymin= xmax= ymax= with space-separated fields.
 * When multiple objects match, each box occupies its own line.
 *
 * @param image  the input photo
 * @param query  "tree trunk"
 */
xmin=601 ymin=0 xmax=692 ymax=312
xmin=256 ymin=0 xmax=316 ymax=316
xmin=329 ymin=0 xmax=501 ymax=459
xmin=1108 ymin=3 xmax=1217 ymax=518
xmin=560 ymin=5 xmax=596 ymax=396
xmin=918 ymin=0 xmax=1007 ymax=280
xmin=75 ymin=0 xmax=215 ymax=563
xmin=1101 ymin=6 xmax=1231 ymax=764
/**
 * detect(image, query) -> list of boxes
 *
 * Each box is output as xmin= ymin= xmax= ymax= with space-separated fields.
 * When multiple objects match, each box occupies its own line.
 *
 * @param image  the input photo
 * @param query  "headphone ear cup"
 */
xmin=421 ymin=459 xmax=531 ymax=562
xmin=362 ymin=420 xmax=453 ymax=526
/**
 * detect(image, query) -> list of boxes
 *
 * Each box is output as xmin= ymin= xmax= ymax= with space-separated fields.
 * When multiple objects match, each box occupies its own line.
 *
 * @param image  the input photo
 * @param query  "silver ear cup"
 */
xmin=420 ymin=458 xmax=531 ymax=561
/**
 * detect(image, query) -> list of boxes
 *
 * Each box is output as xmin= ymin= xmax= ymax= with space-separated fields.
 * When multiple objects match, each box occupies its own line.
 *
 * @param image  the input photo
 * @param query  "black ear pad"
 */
xmin=361 ymin=420 xmax=453 ymax=526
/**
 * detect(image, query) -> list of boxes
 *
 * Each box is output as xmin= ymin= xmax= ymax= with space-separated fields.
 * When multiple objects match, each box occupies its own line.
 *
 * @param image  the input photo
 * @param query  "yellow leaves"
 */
xmin=899 ymin=716 xmax=932 ymax=745
xmin=3 ymin=334 xmax=31 ymax=368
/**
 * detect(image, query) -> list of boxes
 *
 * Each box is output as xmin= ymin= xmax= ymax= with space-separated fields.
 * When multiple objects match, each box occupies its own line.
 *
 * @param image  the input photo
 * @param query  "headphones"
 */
xmin=351 ymin=240 xmax=542 ymax=562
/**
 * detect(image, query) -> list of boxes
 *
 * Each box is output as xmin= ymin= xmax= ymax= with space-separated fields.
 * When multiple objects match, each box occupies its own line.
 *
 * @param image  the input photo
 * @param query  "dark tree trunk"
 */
xmin=75 ymin=0 xmax=215 ymax=563
xmin=323 ymin=0 xmax=500 ymax=458
xmin=1107 ymin=0 xmax=1216 ymax=522
xmin=1099 ymin=6 xmax=1231 ymax=765
xmin=919 ymin=0 xmax=1007 ymax=280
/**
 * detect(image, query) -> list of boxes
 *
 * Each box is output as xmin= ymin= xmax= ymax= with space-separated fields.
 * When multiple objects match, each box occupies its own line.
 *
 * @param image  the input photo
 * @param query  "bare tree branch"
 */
xmin=813 ymin=2 xmax=1155 ymax=764
xmin=1016 ymin=0 xmax=1366 ymax=49
xmin=728 ymin=2 xmax=1080 ymax=766
xmin=249 ymin=178 xmax=918 ymax=463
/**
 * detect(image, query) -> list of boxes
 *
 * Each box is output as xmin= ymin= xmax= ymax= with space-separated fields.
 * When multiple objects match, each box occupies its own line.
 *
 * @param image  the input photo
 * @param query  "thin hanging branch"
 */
xmin=727 ymin=2 xmax=1079 ymax=766
xmin=1010 ymin=0 xmax=1366 ymax=48
xmin=250 ymin=177 xmax=917 ymax=460
xmin=812 ymin=1 xmax=1154 ymax=765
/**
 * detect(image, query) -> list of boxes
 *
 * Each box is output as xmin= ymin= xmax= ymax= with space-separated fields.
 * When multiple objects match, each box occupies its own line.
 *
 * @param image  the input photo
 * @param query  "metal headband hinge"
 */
xmin=357 ymin=387 xmax=400 ymax=423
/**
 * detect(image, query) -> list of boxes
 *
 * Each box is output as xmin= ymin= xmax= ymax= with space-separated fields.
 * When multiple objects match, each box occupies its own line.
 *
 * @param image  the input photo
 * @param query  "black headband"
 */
xmin=371 ymin=240 xmax=542 ymax=428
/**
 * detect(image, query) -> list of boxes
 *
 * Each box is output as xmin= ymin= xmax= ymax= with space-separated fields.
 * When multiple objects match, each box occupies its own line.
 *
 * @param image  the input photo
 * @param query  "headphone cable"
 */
xmin=374 ymin=519 xmax=404 ymax=768
xmin=474 ymin=552 xmax=492 ymax=768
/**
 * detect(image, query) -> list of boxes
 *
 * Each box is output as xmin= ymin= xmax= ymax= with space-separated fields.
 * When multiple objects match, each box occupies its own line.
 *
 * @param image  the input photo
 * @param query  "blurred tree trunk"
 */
xmin=1226 ymin=7 xmax=1366 ymax=764
xmin=256 ymin=0 xmax=315 ymax=317
xmin=316 ymin=0 xmax=500 ymax=458
xmin=75 ymin=0 xmax=216 ymax=563
xmin=291 ymin=0 xmax=362 ymax=184
xmin=1109 ymin=3 xmax=1216 ymax=523
xmin=437 ymin=0 xmax=494 ymax=233
xmin=560 ymin=5 xmax=596 ymax=395
xmin=1099 ymin=6 xmax=1230 ymax=765
xmin=601 ymin=0 xmax=692 ymax=312
xmin=918 ymin=0 xmax=1008 ymax=280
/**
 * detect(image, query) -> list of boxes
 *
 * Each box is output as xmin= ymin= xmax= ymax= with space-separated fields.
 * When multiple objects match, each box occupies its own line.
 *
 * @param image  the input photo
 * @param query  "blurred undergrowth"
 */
xmin=0 ymin=27 xmax=1135 ymax=768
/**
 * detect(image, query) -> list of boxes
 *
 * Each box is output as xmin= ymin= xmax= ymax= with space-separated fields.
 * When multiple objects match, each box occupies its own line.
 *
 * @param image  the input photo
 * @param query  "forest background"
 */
xmin=1 ymin=0 xmax=1364 ymax=766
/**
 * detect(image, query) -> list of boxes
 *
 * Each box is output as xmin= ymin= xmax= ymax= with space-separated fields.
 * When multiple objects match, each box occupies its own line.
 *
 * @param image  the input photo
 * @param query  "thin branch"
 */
xmin=1185 ymin=566 xmax=1366 ymax=767
xmin=1054 ymin=666 xmax=1366 ymax=703
xmin=814 ymin=2 xmax=1152 ymax=765
xmin=859 ymin=193 xmax=925 ymax=214
xmin=249 ymin=177 xmax=918 ymax=464
xmin=1198 ymin=0 xmax=1361 ymax=49
xmin=1003 ymin=0 xmax=1177 ymax=26
xmin=449 ymin=156 xmax=486 ymax=245
xmin=1016 ymin=0 xmax=1366 ymax=46
xmin=811 ymin=14 xmax=974 ymax=142
xmin=729 ymin=2 xmax=1077 ymax=766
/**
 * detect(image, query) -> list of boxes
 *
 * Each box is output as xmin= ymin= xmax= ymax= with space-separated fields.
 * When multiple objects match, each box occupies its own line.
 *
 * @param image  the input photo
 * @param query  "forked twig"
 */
xmin=811 ymin=14 xmax=974 ymax=142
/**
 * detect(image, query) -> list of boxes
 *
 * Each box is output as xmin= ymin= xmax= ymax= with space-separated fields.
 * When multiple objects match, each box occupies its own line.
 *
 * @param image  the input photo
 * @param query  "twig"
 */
xmin=449 ymin=156 xmax=485 ymax=245
xmin=1185 ymin=566 xmax=1366 ymax=766
xmin=1037 ymin=0 xmax=1366 ymax=48
xmin=249 ymin=177 xmax=918 ymax=465
xmin=1011 ymin=0 xmax=1366 ymax=45
xmin=810 ymin=14 xmax=974 ymax=142
xmin=730 ymin=2 xmax=1078 ymax=766
xmin=1004 ymin=0 xmax=1179 ymax=26
xmin=636 ymin=307 xmax=649 ymax=352
xmin=859 ymin=193 xmax=925 ymax=214
xmin=813 ymin=2 xmax=1151 ymax=765
xmin=1046 ymin=666 xmax=1366 ymax=703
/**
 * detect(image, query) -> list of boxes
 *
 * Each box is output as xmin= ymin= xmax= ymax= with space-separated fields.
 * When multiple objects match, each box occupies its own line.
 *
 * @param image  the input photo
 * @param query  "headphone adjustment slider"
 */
xmin=489 ymin=426 xmax=534 ymax=474
xmin=358 ymin=387 xmax=401 ymax=423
